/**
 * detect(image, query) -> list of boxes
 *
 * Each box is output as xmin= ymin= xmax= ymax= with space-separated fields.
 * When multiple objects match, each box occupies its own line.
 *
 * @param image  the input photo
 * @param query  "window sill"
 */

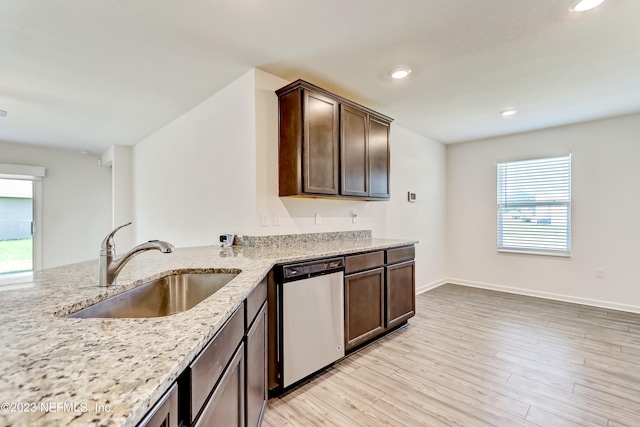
xmin=498 ymin=249 xmax=571 ymax=258
xmin=0 ymin=272 xmax=34 ymax=287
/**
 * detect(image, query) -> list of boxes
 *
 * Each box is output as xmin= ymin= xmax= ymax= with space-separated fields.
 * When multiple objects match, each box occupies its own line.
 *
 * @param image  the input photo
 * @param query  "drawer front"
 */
xmin=345 ymin=251 xmax=384 ymax=274
xmin=190 ymin=304 xmax=244 ymax=423
xmin=246 ymin=276 xmax=267 ymax=330
xmin=386 ymin=246 xmax=415 ymax=265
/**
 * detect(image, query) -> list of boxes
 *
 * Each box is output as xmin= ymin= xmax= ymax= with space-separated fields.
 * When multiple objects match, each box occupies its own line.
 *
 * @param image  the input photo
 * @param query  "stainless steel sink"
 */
xmin=69 ymin=272 xmax=238 ymax=319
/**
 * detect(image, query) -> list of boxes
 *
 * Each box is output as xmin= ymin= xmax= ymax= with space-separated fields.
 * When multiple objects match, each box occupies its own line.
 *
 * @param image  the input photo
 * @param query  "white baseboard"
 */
xmin=445 ymin=278 xmax=640 ymax=314
xmin=416 ymin=278 xmax=448 ymax=295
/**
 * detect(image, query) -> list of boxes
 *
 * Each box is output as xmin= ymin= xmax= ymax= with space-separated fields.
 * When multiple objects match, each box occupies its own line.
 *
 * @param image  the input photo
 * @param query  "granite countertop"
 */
xmin=0 ymin=236 xmax=415 ymax=427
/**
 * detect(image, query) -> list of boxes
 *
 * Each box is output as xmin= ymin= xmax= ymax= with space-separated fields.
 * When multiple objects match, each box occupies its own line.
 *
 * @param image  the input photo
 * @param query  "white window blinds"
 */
xmin=497 ymin=155 xmax=571 ymax=256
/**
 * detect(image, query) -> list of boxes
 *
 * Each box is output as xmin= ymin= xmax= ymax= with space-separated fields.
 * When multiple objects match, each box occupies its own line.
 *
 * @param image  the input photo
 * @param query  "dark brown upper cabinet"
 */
xmin=276 ymin=80 xmax=392 ymax=201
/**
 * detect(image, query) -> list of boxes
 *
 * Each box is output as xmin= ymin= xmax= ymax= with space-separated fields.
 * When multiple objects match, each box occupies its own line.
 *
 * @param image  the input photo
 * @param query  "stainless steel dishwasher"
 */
xmin=277 ymin=257 xmax=345 ymax=388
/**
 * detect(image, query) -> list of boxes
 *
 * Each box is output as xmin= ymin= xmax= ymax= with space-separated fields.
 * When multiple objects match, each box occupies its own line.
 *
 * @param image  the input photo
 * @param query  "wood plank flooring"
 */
xmin=263 ymin=284 xmax=640 ymax=427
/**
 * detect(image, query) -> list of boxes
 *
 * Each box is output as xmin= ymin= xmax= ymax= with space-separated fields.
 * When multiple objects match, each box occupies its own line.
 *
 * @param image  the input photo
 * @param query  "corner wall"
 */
xmin=132 ymin=70 xmax=257 ymax=246
xmin=446 ymin=113 xmax=640 ymax=312
xmin=0 ymin=140 xmax=112 ymax=268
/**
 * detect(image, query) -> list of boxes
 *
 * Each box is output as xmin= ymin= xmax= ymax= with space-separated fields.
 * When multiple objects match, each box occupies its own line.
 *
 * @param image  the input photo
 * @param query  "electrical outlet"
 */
xmin=273 ymin=212 xmax=281 ymax=226
xmin=315 ymin=212 xmax=321 ymax=225
xmin=408 ymin=191 xmax=417 ymax=202
xmin=595 ymin=268 xmax=605 ymax=278
xmin=261 ymin=212 xmax=270 ymax=227
xmin=352 ymin=209 xmax=358 ymax=224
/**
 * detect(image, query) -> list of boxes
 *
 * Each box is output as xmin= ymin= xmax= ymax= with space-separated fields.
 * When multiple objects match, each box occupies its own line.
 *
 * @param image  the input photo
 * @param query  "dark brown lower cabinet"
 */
xmin=194 ymin=343 xmax=245 ymax=427
xmin=156 ymin=278 xmax=267 ymax=427
xmin=138 ymin=383 xmax=178 ymax=427
xmin=386 ymin=260 xmax=416 ymax=329
xmin=345 ymin=268 xmax=385 ymax=350
xmin=246 ymin=302 xmax=267 ymax=427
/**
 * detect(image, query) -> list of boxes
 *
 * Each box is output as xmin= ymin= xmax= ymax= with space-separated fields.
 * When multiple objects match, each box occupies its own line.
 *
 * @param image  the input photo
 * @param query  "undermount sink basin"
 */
xmin=69 ymin=272 xmax=238 ymax=319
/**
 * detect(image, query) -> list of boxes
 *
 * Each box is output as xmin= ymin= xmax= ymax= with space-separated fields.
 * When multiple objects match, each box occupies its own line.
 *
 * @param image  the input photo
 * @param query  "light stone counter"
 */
xmin=0 ymin=237 xmax=415 ymax=427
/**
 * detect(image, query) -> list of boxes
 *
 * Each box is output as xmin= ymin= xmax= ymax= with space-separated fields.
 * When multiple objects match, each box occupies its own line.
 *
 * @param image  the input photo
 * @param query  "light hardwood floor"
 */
xmin=263 ymin=284 xmax=640 ymax=427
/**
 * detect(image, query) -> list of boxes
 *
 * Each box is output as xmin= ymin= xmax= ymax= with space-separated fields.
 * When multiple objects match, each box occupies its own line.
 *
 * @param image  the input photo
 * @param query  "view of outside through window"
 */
xmin=0 ymin=178 xmax=33 ymax=275
xmin=497 ymin=155 xmax=571 ymax=254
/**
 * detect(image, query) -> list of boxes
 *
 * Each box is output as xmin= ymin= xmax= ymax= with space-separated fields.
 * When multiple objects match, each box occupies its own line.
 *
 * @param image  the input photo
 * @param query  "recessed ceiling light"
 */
xmin=500 ymin=109 xmax=518 ymax=117
xmin=569 ymin=0 xmax=605 ymax=12
xmin=0 ymin=110 xmax=7 ymax=117
xmin=390 ymin=68 xmax=411 ymax=79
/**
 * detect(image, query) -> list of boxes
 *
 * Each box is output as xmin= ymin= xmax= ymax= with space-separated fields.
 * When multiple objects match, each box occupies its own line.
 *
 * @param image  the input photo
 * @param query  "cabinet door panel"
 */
xmin=246 ymin=303 xmax=267 ymax=427
xmin=345 ymin=268 xmax=385 ymax=350
xmin=304 ymin=91 xmax=339 ymax=194
xmin=386 ymin=261 xmax=416 ymax=329
xmin=195 ymin=343 xmax=245 ymax=427
xmin=137 ymin=384 xmax=178 ymax=427
xmin=340 ymin=105 xmax=368 ymax=197
xmin=368 ymin=117 xmax=390 ymax=198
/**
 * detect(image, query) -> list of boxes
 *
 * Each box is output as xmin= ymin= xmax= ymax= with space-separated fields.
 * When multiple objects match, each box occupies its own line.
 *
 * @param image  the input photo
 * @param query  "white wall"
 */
xmin=0 ymin=140 xmax=112 ymax=268
xmin=447 ymin=113 xmax=640 ymax=311
xmin=373 ymin=125 xmax=447 ymax=291
xmin=132 ymin=70 xmax=257 ymax=246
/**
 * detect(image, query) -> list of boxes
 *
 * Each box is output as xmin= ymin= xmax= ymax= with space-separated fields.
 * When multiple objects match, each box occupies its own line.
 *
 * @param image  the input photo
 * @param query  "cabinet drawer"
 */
xmin=190 ymin=304 xmax=244 ymax=423
xmin=246 ymin=276 xmax=267 ymax=330
xmin=386 ymin=246 xmax=415 ymax=265
xmin=345 ymin=251 xmax=384 ymax=274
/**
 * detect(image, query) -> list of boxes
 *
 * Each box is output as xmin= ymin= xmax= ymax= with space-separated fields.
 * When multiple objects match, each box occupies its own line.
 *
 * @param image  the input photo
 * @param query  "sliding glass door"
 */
xmin=0 ymin=179 xmax=33 ymax=275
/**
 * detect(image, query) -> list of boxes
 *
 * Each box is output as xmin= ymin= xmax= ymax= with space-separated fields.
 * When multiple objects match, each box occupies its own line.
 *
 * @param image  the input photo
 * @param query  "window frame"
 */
xmin=496 ymin=154 xmax=572 ymax=257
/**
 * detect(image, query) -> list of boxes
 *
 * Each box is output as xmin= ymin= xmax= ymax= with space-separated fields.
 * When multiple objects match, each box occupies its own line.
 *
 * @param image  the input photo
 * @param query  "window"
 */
xmin=497 ymin=155 xmax=571 ymax=256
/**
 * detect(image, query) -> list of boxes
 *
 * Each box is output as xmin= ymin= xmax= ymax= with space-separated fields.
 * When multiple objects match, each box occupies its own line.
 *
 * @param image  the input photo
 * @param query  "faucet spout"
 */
xmin=98 ymin=223 xmax=174 ymax=287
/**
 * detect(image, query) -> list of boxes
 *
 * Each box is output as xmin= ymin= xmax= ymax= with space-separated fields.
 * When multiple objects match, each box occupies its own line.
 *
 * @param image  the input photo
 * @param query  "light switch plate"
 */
xmin=315 ymin=212 xmax=322 ymax=225
xmin=408 ymin=192 xmax=417 ymax=202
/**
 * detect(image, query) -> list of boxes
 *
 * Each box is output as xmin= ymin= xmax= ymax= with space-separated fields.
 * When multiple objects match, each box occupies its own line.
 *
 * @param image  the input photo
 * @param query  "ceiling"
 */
xmin=1 ymin=0 xmax=639 ymax=153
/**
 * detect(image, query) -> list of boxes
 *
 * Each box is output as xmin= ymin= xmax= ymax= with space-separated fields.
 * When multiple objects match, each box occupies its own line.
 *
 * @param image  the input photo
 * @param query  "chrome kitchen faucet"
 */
xmin=98 ymin=222 xmax=174 ymax=286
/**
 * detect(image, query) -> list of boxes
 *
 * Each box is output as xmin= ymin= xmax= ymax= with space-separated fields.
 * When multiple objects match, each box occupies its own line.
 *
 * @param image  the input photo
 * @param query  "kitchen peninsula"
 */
xmin=0 ymin=231 xmax=416 ymax=427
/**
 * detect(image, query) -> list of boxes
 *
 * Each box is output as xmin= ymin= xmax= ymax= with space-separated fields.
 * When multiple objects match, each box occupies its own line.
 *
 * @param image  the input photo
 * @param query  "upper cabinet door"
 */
xmin=368 ymin=117 xmax=391 ymax=199
xmin=340 ymin=105 xmax=369 ymax=197
xmin=303 ymin=91 xmax=339 ymax=195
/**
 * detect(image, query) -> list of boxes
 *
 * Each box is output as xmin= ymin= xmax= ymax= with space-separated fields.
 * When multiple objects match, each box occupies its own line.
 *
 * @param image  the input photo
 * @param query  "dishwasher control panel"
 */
xmin=280 ymin=257 xmax=345 ymax=281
